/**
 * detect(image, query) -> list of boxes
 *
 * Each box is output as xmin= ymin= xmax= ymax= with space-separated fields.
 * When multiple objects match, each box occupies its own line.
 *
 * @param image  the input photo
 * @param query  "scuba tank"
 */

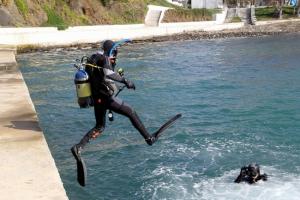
xmin=74 ymin=60 xmax=93 ymax=108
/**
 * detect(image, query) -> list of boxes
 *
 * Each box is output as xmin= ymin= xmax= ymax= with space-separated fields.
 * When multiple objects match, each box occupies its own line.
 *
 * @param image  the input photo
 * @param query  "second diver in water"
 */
xmin=234 ymin=163 xmax=268 ymax=184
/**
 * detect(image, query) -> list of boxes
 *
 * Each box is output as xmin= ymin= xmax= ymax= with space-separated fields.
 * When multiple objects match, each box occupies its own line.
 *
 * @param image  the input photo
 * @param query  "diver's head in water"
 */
xmin=247 ymin=163 xmax=260 ymax=180
xmin=102 ymin=40 xmax=117 ymax=69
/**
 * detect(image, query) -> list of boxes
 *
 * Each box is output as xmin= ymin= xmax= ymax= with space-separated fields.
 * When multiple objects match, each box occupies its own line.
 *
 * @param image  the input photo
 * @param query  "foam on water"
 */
xmin=194 ymin=167 xmax=300 ymax=200
xmin=18 ymin=35 xmax=300 ymax=200
xmin=139 ymin=166 xmax=300 ymax=200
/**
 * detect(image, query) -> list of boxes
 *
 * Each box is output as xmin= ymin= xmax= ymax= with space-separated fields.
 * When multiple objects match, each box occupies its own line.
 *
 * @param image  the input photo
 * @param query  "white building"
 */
xmin=166 ymin=0 xmax=187 ymax=7
xmin=191 ymin=0 xmax=224 ymax=9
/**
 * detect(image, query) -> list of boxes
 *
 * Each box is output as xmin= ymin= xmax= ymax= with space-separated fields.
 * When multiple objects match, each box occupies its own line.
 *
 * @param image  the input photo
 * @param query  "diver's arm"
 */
xmin=104 ymin=68 xmax=125 ymax=82
xmin=254 ymin=174 xmax=268 ymax=182
xmin=261 ymin=174 xmax=268 ymax=181
xmin=234 ymin=174 xmax=242 ymax=183
xmin=104 ymin=68 xmax=135 ymax=89
xmin=234 ymin=167 xmax=247 ymax=183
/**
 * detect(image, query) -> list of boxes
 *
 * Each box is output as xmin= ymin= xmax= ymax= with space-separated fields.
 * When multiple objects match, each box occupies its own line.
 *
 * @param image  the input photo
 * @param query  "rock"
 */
xmin=0 ymin=8 xmax=12 ymax=26
xmin=68 ymin=0 xmax=83 ymax=14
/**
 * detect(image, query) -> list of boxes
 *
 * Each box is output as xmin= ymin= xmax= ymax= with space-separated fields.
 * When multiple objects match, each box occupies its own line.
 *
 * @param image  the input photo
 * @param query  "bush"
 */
xmin=43 ymin=5 xmax=68 ymax=30
xmin=231 ymin=16 xmax=242 ymax=22
xmin=256 ymin=6 xmax=297 ymax=20
xmin=100 ymin=0 xmax=110 ymax=6
xmin=163 ymin=8 xmax=220 ymax=22
xmin=14 ymin=0 xmax=28 ymax=17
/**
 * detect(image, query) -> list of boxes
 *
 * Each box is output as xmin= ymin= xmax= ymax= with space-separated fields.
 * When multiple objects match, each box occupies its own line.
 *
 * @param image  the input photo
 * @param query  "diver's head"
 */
xmin=102 ymin=40 xmax=117 ymax=67
xmin=247 ymin=163 xmax=260 ymax=179
xmin=102 ymin=40 xmax=116 ymax=56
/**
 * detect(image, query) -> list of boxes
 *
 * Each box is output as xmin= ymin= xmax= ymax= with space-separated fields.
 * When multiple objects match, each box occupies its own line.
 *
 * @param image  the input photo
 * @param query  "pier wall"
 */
xmin=0 ymin=45 xmax=68 ymax=200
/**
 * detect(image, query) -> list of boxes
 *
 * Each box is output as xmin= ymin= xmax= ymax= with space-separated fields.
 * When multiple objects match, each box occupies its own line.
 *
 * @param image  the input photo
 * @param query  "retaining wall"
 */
xmin=0 ymin=21 xmax=244 ymax=48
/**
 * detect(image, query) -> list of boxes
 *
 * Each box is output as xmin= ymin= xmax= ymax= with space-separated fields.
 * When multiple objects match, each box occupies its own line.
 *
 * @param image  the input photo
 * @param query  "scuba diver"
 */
xmin=234 ymin=163 xmax=268 ymax=184
xmin=71 ymin=39 xmax=181 ymax=186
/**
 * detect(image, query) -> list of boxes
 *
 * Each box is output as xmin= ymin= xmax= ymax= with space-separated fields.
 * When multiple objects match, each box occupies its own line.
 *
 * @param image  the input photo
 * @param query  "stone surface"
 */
xmin=0 ymin=70 xmax=69 ymax=200
xmin=0 ymin=45 xmax=17 ymax=71
xmin=0 ymin=7 xmax=12 ymax=26
xmin=145 ymin=10 xmax=162 ymax=26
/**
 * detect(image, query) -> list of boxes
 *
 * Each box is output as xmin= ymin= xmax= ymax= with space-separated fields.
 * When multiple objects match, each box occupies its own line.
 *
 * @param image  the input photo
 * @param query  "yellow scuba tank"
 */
xmin=74 ymin=69 xmax=93 ymax=108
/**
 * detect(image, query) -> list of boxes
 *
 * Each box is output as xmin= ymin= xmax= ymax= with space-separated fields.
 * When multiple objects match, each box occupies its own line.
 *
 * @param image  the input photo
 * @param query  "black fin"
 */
xmin=153 ymin=113 xmax=182 ymax=140
xmin=71 ymin=145 xmax=87 ymax=187
xmin=76 ymin=158 xmax=87 ymax=187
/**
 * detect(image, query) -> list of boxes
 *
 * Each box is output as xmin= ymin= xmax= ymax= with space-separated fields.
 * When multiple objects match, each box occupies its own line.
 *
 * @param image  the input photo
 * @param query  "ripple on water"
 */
xmin=18 ymin=35 xmax=300 ymax=200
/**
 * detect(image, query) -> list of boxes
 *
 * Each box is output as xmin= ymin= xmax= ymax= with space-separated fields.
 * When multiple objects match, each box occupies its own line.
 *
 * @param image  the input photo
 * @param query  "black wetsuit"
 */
xmin=234 ymin=166 xmax=268 ymax=184
xmin=76 ymin=52 xmax=153 ymax=149
xmin=234 ymin=174 xmax=267 ymax=184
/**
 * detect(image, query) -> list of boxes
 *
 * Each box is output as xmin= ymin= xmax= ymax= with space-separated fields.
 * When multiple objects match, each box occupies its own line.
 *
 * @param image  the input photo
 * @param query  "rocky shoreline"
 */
xmin=140 ymin=20 xmax=300 ymax=42
xmin=17 ymin=20 xmax=300 ymax=53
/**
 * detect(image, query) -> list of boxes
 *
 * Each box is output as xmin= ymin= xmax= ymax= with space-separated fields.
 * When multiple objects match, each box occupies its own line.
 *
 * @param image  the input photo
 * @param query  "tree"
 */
xmin=276 ymin=0 xmax=285 ymax=19
xmin=297 ymin=0 xmax=300 ymax=17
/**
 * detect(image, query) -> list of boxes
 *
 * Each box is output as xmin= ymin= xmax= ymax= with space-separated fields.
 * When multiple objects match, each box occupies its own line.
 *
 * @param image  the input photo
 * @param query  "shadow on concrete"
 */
xmin=4 ymin=120 xmax=42 ymax=132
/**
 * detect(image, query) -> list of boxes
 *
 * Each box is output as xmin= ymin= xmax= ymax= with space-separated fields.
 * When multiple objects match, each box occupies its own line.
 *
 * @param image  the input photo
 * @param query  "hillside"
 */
xmin=0 ymin=0 xmax=219 ymax=28
xmin=0 ymin=0 xmax=175 ymax=28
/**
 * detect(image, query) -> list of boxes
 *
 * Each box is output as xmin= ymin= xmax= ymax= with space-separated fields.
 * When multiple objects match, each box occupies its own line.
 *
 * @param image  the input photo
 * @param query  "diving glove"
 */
xmin=124 ymin=79 xmax=136 ymax=90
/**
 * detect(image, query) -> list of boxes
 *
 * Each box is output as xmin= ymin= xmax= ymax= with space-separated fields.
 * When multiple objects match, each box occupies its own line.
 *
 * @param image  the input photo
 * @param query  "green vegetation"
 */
xmin=147 ymin=0 xmax=179 ymax=8
xmin=231 ymin=16 xmax=242 ymax=22
xmin=281 ymin=6 xmax=297 ymax=17
xmin=256 ymin=6 xmax=297 ymax=20
xmin=15 ymin=0 xmax=29 ymax=17
xmin=163 ymin=8 xmax=221 ymax=22
xmin=43 ymin=5 xmax=68 ymax=30
xmin=95 ymin=0 xmax=182 ymax=24
xmin=2 ymin=0 xmax=227 ymax=27
xmin=109 ymin=0 xmax=147 ymax=24
xmin=61 ymin=3 xmax=90 ymax=25
xmin=100 ymin=0 xmax=110 ymax=6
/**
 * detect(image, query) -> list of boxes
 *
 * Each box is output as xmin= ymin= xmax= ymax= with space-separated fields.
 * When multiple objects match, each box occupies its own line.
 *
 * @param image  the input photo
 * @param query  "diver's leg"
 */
xmin=72 ymin=99 xmax=106 ymax=154
xmin=108 ymin=97 xmax=156 ymax=145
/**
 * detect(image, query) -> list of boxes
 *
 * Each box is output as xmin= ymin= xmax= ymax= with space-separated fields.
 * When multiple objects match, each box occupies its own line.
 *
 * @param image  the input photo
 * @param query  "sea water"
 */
xmin=19 ymin=34 xmax=300 ymax=200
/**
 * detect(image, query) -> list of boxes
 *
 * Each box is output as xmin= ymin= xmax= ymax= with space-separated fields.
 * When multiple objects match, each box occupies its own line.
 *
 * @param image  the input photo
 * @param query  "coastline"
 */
xmin=1 ymin=18 xmax=298 ymax=199
xmin=15 ymin=20 xmax=300 ymax=53
xmin=137 ymin=20 xmax=300 ymax=42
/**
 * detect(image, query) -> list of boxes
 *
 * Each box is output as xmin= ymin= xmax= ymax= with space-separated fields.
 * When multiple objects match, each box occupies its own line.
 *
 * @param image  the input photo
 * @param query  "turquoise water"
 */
xmin=19 ymin=34 xmax=300 ymax=200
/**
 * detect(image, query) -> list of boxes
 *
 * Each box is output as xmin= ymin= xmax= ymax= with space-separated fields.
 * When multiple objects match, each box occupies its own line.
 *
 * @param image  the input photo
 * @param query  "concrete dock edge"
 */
xmin=0 ymin=46 xmax=68 ymax=200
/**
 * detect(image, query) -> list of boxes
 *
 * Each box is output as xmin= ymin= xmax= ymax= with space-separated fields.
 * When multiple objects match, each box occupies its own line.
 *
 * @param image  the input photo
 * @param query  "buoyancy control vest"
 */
xmin=74 ymin=53 xmax=117 ymax=102
xmin=85 ymin=53 xmax=118 ymax=97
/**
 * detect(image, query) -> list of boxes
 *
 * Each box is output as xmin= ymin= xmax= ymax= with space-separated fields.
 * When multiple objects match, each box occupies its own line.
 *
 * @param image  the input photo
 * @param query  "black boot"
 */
xmin=71 ymin=144 xmax=82 ymax=161
xmin=145 ymin=136 xmax=156 ymax=146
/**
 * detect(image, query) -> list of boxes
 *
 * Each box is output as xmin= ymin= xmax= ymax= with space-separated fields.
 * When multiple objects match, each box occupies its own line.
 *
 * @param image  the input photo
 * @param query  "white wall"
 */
xmin=165 ymin=0 xmax=184 ymax=6
xmin=192 ymin=0 xmax=223 ymax=9
xmin=0 ymin=21 xmax=247 ymax=48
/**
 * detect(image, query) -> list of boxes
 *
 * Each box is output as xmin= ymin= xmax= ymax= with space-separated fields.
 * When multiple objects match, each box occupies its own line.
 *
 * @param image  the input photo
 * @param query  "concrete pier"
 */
xmin=0 ymin=45 xmax=17 ymax=71
xmin=0 ymin=46 xmax=68 ymax=200
xmin=0 ymin=21 xmax=243 ymax=48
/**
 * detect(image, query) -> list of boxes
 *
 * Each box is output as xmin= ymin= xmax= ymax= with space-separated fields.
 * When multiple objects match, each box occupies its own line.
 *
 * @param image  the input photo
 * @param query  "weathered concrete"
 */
xmin=0 ymin=45 xmax=17 ymax=71
xmin=1 ymin=17 xmax=300 ymax=49
xmin=191 ymin=0 xmax=223 ymax=9
xmin=145 ymin=5 xmax=170 ymax=27
xmin=0 ymin=21 xmax=247 ymax=47
xmin=215 ymin=7 xmax=228 ymax=24
xmin=0 ymin=70 xmax=69 ymax=199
